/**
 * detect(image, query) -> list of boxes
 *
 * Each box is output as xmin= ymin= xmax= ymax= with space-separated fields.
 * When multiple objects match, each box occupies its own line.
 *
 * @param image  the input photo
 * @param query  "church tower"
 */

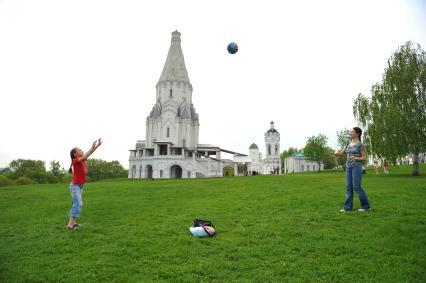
xmin=264 ymin=121 xmax=280 ymax=174
xmin=129 ymin=31 xmax=225 ymax=179
xmin=146 ymin=30 xmax=199 ymax=149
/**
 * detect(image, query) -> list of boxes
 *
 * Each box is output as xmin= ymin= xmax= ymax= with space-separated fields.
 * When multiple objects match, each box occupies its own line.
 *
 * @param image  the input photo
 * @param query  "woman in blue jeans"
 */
xmin=335 ymin=127 xmax=371 ymax=212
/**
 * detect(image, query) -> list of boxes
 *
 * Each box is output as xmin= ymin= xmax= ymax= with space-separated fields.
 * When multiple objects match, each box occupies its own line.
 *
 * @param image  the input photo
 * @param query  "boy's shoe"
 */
xmin=358 ymin=208 xmax=370 ymax=212
xmin=340 ymin=209 xmax=348 ymax=212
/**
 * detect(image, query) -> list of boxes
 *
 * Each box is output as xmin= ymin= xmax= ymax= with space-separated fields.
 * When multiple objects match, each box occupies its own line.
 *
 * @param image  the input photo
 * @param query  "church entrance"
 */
xmin=170 ymin=165 xmax=182 ymax=179
xmin=145 ymin=165 xmax=153 ymax=179
xmin=237 ymin=163 xmax=248 ymax=176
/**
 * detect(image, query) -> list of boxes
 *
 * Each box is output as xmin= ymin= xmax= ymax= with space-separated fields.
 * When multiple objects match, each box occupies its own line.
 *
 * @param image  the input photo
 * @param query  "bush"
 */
xmin=0 ymin=175 xmax=16 ymax=187
xmin=61 ymin=174 xmax=71 ymax=183
xmin=15 ymin=177 xmax=35 ymax=186
xmin=41 ymin=172 xmax=60 ymax=184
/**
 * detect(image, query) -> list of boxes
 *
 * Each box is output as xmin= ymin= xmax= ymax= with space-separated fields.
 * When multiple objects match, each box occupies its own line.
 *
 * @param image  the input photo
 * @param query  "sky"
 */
xmin=0 ymin=0 xmax=425 ymax=170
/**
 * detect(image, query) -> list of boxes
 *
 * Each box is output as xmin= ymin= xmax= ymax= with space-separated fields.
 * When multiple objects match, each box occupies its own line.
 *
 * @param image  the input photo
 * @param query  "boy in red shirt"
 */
xmin=67 ymin=139 xmax=102 ymax=229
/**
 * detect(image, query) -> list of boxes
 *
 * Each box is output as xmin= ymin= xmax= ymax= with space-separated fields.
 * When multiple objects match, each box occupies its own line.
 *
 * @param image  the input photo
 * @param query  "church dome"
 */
xmin=266 ymin=121 xmax=279 ymax=133
xmin=249 ymin=143 xmax=258 ymax=149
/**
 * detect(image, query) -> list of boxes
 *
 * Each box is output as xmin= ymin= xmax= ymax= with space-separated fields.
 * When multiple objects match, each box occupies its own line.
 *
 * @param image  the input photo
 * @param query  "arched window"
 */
xmin=169 ymin=89 xmax=173 ymax=97
xmin=167 ymin=127 xmax=170 ymax=138
xmin=268 ymin=145 xmax=271 ymax=155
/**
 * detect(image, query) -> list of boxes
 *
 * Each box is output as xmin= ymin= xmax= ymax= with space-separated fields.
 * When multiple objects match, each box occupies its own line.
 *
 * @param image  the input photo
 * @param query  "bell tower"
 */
xmin=264 ymin=121 xmax=280 ymax=174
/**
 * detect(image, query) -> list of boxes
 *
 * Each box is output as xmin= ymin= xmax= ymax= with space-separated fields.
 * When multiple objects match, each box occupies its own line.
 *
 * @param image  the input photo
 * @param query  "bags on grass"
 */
xmin=189 ymin=219 xmax=215 ymax=237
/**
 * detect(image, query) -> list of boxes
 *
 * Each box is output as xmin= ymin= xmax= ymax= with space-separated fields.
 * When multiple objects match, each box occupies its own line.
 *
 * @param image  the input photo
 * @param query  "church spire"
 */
xmin=157 ymin=30 xmax=191 ymax=85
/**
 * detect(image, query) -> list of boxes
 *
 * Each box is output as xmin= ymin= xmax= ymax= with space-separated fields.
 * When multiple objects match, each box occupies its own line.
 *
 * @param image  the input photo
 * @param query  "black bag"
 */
xmin=193 ymin=219 xmax=215 ymax=228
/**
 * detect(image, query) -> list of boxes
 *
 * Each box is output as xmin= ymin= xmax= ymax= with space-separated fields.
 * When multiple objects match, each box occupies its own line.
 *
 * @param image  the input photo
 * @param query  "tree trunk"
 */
xmin=412 ymin=153 xmax=420 ymax=176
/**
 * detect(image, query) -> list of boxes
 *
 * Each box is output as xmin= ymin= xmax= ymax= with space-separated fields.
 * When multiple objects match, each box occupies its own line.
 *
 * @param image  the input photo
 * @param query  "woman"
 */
xmin=335 ymin=127 xmax=371 ymax=212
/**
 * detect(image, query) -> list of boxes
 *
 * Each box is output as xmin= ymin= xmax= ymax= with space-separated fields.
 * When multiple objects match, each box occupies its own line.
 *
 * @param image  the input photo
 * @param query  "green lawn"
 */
xmin=1 ymin=165 xmax=426 ymax=282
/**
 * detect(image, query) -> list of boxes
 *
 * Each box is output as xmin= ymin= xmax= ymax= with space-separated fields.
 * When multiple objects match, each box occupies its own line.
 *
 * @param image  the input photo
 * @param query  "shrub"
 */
xmin=15 ymin=177 xmax=35 ymax=186
xmin=0 ymin=175 xmax=16 ymax=187
xmin=61 ymin=174 xmax=72 ymax=183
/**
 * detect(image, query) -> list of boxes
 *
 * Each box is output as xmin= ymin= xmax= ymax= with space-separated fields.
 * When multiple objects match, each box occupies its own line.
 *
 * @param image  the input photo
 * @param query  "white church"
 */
xmin=129 ymin=31 xmax=243 ymax=179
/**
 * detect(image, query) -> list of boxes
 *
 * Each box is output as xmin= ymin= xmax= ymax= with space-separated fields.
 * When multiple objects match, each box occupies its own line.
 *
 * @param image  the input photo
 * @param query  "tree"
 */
xmin=323 ymin=147 xmax=337 ymax=169
xmin=281 ymin=147 xmax=298 ymax=159
xmin=353 ymin=41 xmax=426 ymax=176
xmin=9 ymin=159 xmax=46 ymax=182
xmin=336 ymin=129 xmax=350 ymax=170
xmin=87 ymin=159 xmax=127 ymax=181
xmin=0 ymin=167 xmax=11 ymax=174
xmin=304 ymin=134 xmax=328 ymax=171
xmin=50 ymin=160 xmax=62 ymax=176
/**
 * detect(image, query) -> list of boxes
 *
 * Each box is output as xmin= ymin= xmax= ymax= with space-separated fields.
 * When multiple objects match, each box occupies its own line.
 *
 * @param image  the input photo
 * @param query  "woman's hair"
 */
xmin=68 ymin=148 xmax=78 ymax=174
xmin=353 ymin=127 xmax=362 ymax=141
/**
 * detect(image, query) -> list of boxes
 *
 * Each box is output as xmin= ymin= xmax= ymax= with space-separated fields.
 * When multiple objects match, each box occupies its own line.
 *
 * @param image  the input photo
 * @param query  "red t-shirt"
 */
xmin=72 ymin=158 xmax=87 ymax=184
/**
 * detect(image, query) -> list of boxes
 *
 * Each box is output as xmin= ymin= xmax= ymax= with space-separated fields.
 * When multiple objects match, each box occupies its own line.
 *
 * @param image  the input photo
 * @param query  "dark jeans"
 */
xmin=344 ymin=164 xmax=371 ymax=210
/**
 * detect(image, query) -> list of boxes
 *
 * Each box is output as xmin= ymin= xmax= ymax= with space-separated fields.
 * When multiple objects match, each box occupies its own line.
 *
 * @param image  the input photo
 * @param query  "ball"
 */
xmin=227 ymin=42 xmax=238 ymax=54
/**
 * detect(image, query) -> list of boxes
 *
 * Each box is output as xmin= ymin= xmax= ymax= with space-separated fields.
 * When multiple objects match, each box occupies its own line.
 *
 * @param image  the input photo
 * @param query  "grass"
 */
xmin=1 ymin=165 xmax=425 ymax=282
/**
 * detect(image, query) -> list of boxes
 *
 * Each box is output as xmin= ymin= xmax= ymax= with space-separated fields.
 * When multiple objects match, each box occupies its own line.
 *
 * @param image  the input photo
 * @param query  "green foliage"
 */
xmin=336 ymin=129 xmax=350 ymax=169
xmin=9 ymin=159 xmax=46 ymax=182
xmin=3 ymin=158 xmax=127 ymax=186
xmin=0 ymin=165 xmax=425 ymax=282
xmin=304 ymin=134 xmax=328 ymax=171
xmin=223 ymin=166 xmax=234 ymax=176
xmin=323 ymin=147 xmax=337 ymax=169
xmin=336 ymin=128 xmax=350 ymax=149
xmin=15 ymin=176 xmax=35 ymax=186
xmin=49 ymin=160 xmax=62 ymax=176
xmin=353 ymin=41 xmax=426 ymax=175
xmin=281 ymin=147 xmax=298 ymax=159
xmin=0 ymin=167 xmax=11 ymax=174
xmin=61 ymin=174 xmax=71 ymax=183
xmin=0 ymin=175 xmax=15 ymax=187
xmin=87 ymin=159 xmax=128 ymax=181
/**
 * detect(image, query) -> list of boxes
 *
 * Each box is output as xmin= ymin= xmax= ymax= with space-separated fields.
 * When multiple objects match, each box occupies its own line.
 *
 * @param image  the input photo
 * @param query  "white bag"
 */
xmin=189 ymin=226 xmax=215 ymax=237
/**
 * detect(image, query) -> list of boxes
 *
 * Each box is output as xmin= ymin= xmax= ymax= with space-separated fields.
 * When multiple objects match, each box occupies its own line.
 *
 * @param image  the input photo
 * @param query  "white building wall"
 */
xmin=283 ymin=157 xmax=324 ymax=173
xmin=129 ymin=155 xmax=223 ymax=179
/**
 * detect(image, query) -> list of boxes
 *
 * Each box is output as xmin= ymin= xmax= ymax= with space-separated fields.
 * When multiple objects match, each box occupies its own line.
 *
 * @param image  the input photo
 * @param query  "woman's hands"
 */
xmin=335 ymin=149 xmax=344 ymax=157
